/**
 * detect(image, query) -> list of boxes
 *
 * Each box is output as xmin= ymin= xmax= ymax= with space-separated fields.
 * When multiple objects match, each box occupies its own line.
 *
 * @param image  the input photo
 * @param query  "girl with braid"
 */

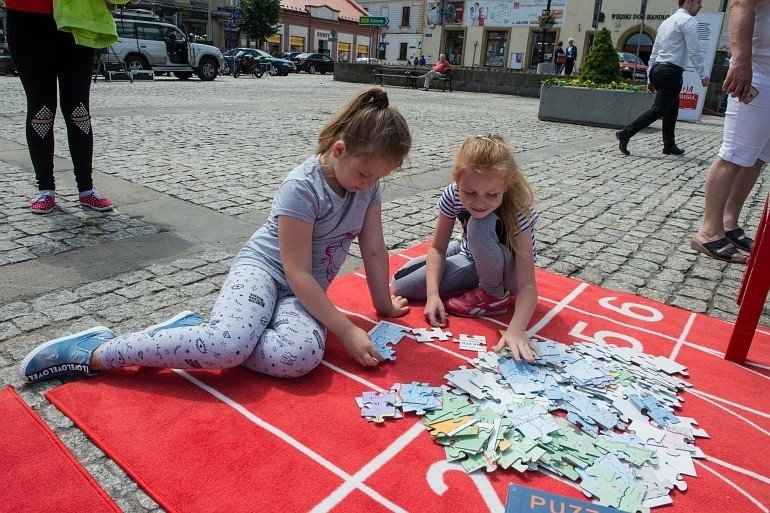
xmin=21 ymin=87 xmax=412 ymax=383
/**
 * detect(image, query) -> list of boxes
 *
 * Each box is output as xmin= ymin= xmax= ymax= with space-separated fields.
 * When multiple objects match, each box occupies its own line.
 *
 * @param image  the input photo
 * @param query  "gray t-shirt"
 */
xmin=233 ymin=155 xmax=382 ymax=291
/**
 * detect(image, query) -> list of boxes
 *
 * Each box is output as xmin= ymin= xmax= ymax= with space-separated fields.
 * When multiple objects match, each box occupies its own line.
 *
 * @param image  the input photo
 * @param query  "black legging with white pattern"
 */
xmin=7 ymin=9 xmax=96 ymax=192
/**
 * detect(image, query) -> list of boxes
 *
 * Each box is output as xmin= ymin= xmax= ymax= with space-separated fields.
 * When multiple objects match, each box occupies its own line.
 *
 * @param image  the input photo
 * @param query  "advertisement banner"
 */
xmin=679 ymin=10 xmax=724 ymax=121
xmin=466 ymin=0 xmax=568 ymax=27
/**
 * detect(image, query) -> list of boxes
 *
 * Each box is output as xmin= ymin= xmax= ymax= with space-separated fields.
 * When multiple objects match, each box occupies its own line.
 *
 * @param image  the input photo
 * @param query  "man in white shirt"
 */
xmin=692 ymin=0 xmax=768 ymax=263
xmin=616 ymin=0 xmax=709 ymax=156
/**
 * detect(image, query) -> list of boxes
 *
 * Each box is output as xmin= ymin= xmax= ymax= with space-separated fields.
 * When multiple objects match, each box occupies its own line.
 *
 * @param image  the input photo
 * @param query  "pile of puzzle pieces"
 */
xmin=355 ymin=338 xmax=707 ymax=512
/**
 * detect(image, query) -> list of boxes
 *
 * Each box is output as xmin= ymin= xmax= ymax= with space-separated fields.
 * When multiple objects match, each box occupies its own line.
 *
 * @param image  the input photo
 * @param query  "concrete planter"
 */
xmin=538 ymin=84 xmax=655 ymax=129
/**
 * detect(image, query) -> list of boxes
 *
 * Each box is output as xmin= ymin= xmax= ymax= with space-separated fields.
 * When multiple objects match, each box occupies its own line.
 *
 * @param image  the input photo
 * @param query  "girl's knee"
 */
xmin=243 ymin=329 xmax=325 ymax=378
xmin=391 ymin=258 xmax=428 ymax=299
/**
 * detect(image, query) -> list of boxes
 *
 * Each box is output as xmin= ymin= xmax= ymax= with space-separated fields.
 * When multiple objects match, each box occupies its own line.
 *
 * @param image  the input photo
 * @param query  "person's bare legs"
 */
xmin=723 ymin=159 xmax=764 ymax=231
xmin=696 ymin=157 xmax=742 ymax=243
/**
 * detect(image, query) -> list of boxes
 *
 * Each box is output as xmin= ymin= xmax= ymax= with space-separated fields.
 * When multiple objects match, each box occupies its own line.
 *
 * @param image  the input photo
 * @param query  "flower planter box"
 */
xmin=538 ymin=84 xmax=655 ymax=129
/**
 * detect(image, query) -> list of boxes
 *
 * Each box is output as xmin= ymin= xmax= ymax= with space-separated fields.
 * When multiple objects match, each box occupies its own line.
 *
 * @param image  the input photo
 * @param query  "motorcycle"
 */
xmin=232 ymin=51 xmax=266 ymax=78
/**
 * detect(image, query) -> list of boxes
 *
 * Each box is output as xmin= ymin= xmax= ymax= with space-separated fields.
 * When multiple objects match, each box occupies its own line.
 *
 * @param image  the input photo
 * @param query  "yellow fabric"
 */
xmin=53 ymin=0 xmax=119 ymax=49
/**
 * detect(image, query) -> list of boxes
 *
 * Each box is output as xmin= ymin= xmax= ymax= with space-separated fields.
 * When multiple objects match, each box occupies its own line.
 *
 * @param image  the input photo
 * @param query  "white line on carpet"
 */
xmin=696 ymin=460 xmax=769 ymax=513
xmin=309 ymin=422 xmax=425 ymax=512
xmin=173 ymin=369 xmax=411 ymax=512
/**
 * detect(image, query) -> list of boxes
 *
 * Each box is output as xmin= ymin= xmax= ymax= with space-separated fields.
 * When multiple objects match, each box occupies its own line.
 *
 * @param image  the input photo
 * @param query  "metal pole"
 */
xmin=538 ymin=0 xmax=553 ymax=65
xmin=635 ymin=0 xmax=648 ymax=74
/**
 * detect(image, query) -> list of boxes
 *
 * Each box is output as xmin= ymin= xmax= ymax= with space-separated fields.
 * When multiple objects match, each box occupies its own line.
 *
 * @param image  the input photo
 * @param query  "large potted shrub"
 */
xmin=538 ymin=28 xmax=653 ymax=129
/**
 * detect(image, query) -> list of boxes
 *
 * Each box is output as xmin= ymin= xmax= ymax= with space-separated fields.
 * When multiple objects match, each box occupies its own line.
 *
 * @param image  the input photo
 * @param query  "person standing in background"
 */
xmin=615 ymin=0 xmax=710 ymax=157
xmin=5 ymin=0 xmax=114 ymax=214
xmin=692 ymin=0 xmax=768 ymax=263
xmin=564 ymin=38 xmax=578 ymax=76
xmin=554 ymin=41 xmax=565 ymax=75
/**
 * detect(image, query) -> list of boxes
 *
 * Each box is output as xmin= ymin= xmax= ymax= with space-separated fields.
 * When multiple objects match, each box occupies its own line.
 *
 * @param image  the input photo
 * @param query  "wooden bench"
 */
xmin=372 ymin=67 xmax=418 ymax=89
xmin=426 ymin=68 xmax=453 ymax=92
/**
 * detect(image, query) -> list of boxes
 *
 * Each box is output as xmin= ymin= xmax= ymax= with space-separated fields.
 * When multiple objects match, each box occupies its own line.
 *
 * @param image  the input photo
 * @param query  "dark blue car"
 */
xmin=0 ymin=41 xmax=17 ymax=76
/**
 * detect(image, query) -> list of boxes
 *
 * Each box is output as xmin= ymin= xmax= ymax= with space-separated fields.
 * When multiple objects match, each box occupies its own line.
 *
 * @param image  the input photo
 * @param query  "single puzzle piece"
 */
xmin=368 ymin=321 xmax=409 ymax=360
xmin=629 ymin=392 xmax=680 ymax=427
xmin=359 ymin=391 xmax=398 ymax=423
xmin=424 ymin=392 xmax=477 ymax=424
xmin=506 ymin=402 xmax=560 ymax=443
xmin=454 ymin=334 xmax=487 ymax=351
xmin=390 ymin=382 xmax=443 ymax=414
xmin=631 ymin=353 xmax=689 ymax=377
xmin=412 ymin=327 xmax=453 ymax=342
xmin=645 ymin=428 xmax=696 ymax=457
xmin=577 ymin=453 xmax=649 ymax=513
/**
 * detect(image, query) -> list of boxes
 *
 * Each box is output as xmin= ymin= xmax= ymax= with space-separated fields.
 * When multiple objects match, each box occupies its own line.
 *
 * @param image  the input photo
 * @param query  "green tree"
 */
xmin=579 ymin=27 xmax=623 ymax=84
xmin=240 ymin=0 xmax=282 ymax=46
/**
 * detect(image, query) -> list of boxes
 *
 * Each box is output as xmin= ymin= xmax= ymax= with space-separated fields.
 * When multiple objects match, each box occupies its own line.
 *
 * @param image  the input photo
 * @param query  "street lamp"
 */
xmin=538 ymin=0 xmax=553 ymax=65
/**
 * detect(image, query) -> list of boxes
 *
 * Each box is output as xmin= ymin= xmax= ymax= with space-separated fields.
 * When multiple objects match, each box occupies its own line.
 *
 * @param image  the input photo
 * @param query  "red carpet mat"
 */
xmin=0 ymin=386 xmax=121 ymax=513
xmin=46 ymin=243 xmax=770 ymax=513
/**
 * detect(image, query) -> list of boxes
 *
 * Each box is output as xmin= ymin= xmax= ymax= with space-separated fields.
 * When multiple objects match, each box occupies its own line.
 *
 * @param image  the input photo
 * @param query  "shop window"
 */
xmin=399 ymin=42 xmax=408 ymax=60
xmin=483 ymin=30 xmax=507 ymax=68
xmin=445 ymin=30 xmax=464 ymax=65
xmin=529 ymin=30 xmax=556 ymax=68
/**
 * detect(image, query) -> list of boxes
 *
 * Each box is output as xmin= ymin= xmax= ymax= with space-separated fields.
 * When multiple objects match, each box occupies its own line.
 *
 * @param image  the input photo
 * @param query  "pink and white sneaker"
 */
xmin=446 ymin=286 xmax=510 ymax=317
xmin=79 ymin=189 xmax=113 ymax=211
xmin=30 ymin=191 xmax=55 ymax=214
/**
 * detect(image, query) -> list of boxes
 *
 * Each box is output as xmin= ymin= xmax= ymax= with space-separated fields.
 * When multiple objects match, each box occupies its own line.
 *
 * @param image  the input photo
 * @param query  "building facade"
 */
xmin=408 ymin=0 xmax=727 ymax=69
xmin=0 ymin=0 xmax=731 ymax=68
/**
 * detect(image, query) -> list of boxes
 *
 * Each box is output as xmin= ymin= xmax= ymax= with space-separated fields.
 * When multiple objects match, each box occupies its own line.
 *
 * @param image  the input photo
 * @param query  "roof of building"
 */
xmin=281 ymin=0 xmax=369 ymax=22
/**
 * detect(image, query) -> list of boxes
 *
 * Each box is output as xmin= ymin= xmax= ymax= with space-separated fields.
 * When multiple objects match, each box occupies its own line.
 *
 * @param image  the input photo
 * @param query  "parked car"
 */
xmin=278 ymin=51 xmax=303 ymax=62
xmin=0 ymin=42 xmax=16 ymax=76
xmin=355 ymin=57 xmax=382 ymax=64
xmin=107 ymin=16 xmax=223 ymax=80
xmin=294 ymin=53 xmax=335 ymax=74
xmin=222 ymin=48 xmax=296 ymax=76
xmin=618 ymin=52 xmax=648 ymax=80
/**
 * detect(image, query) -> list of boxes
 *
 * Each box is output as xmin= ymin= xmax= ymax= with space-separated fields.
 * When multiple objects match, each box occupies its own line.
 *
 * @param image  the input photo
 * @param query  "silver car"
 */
xmin=108 ymin=17 xmax=223 ymax=81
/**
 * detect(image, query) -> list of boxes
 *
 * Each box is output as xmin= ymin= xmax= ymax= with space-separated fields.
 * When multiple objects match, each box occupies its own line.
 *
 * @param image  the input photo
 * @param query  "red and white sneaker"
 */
xmin=446 ymin=286 xmax=510 ymax=317
xmin=79 ymin=189 xmax=113 ymax=211
xmin=30 ymin=191 xmax=55 ymax=214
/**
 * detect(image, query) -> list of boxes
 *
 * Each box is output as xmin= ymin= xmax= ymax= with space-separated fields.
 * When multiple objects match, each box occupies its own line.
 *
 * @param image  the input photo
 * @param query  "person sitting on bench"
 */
xmin=421 ymin=54 xmax=452 ymax=91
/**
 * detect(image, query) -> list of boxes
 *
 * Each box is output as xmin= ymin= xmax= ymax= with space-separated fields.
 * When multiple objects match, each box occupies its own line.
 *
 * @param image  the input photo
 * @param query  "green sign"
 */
xmin=359 ymin=16 xmax=389 ymax=26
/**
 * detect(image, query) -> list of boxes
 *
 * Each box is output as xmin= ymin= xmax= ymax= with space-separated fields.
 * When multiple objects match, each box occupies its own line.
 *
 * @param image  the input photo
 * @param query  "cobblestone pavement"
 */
xmin=1 ymin=72 xmax=768 ymax=512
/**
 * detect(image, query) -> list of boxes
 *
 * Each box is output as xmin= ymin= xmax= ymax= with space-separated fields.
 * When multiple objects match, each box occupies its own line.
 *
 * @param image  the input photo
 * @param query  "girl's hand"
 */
xmin=340 ymin=325 xmax=384 ymax=367
xmin=379 ymin=295 xmax=410 ymax=318
xmin=492 ymin=326 xmax=541 ymax=363
xmin=424 ymin=295 xmax=447 ymax=327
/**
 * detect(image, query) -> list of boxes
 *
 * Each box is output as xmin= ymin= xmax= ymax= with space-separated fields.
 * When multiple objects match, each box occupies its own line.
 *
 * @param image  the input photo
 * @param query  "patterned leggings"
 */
xmin=98 ymin=265 xmax=326 ymax=378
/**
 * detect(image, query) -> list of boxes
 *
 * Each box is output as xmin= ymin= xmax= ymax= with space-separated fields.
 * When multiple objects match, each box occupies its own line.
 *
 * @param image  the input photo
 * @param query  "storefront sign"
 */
xmin=266 ymin=34 xmax=281 ymax=44
xmin=359 ymin=16 xmax=389 ymax=26
xmin=679 ymin=10 xmax=724 ymax=121
xmin=464 ymin=0 xmax=568 ymax=27
xmin=290 ymin=36 xmax=305 ymax=46
xmin=611 ymin=13 xmax=669 ymax=20
xmin=357 ymin=44 xmax=368 ymax=54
